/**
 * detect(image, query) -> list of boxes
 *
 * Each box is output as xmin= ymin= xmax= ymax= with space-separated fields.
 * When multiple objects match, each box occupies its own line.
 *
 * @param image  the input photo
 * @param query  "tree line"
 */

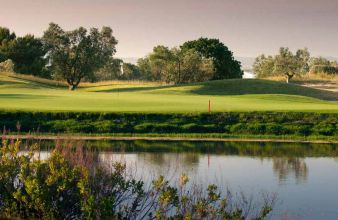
xmin=0 ymin=24 xmax=243 ymax=90
xmin=253 ymin=47 xmax=338 ymax=83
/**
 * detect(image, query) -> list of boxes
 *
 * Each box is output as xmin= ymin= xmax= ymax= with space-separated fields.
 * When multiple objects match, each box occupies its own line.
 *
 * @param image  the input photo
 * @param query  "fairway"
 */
xmin=0 ymin=72 xmax=337 ymax=113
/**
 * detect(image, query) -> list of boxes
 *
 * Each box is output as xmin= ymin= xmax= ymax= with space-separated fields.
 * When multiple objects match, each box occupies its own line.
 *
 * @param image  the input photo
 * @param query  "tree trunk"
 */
xmin=285 ymin=73 xmax=293 ymax=84
xmin=69 ymin=84 xmax=77 ymax=90
xmin=67 ymin=78 xmax=81 ymax=91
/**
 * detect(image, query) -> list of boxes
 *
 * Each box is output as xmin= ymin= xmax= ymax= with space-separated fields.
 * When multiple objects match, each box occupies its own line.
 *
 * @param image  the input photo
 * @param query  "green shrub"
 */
xmin=153 ymin=123 xmax=179 ymax=133
xmin=181 ymin=123 xmax=204 ymax=133
xmin=0 ymin=140 xmax=274 ymax=219
xmin=247 ymin=123 xmax=266 ymax=134
xmin=134 ymin=123 xmax=154 ymax=132
xmin=0 ymin=111 xmax=337 ymax=137
xmin=265 ymin=123 xmax=283 ymax=135
xmin=230 ymin=123 xmax=247 ymax=134
xmin=310 ymin=65 xmax=338 ymax=75
xmin=313 ymin=123 xmax=336 ymax=136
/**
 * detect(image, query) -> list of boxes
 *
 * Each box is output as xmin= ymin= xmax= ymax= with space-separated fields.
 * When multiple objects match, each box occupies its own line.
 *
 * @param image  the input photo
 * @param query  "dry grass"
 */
xmin=0 ymin=72 xmax=67 ymax=87
xmin=80 ymin=79 xmax=164 ymax=88
xmin=0 ymin=71 xmax=165 ymax=88
xmin=263 ymin=73 xmax=338 ymax=92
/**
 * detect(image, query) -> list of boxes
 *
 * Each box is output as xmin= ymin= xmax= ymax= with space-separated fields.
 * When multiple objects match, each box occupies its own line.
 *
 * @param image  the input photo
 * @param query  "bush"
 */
xmin=0 ymin=111 xmax=337 ymax=137
xmin=313 ymin=123 xmax=336 ymax=136
xmin=230 ymin=123 xmax=247 ymax=134
xmin=0 ymin=140 xmax=275 ymax=219
xmin=181 ymin=123 xmax=204 ymax=133
xmin=310 ymin=65 xmax=338 ymax=75
xmin=134 ymin=123 xmax=154 ymax=132
xmin=247 ymin=123 xmax=266 ymax=134
xmin=265 ymin=123 xmax=283 ymax=135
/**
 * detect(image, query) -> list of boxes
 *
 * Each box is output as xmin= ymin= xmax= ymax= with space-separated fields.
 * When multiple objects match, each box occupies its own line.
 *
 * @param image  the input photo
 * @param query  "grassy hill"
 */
xmin=0 ymin=72 xmax=337 ymax=113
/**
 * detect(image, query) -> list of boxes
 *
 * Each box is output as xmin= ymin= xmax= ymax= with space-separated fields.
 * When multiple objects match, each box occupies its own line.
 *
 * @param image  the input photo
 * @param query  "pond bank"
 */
xmin=3 ymin=134 xmax=338 ymax=144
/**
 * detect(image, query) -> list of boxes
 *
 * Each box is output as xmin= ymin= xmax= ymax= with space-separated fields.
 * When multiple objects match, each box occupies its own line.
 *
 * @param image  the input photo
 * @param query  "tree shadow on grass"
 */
xmin=94 ymin=85 xmax=175 ymax=93
xmin=92 ymin=79 xmax=338 ymax=101
xmin=186 ymin=79 xmax=338 ymax=101
xmin=0 ymin=94 xmax=56 ymax=99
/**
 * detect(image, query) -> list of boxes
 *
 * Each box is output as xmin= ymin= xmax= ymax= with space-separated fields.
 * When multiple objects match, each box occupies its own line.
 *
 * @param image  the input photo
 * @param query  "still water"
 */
xmin=32 ymin=140 xmax=338 ymax=219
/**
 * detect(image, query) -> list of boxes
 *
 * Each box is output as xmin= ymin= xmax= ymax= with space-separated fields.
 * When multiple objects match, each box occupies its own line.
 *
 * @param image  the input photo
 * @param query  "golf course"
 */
xmin=0 ymin=72 xmax=337 ymax=113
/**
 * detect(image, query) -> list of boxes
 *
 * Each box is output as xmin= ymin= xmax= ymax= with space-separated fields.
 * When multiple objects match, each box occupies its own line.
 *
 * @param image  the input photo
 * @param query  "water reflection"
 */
xmin=17 ymin=139 xmax=338 ymax=219
xmin=272 ymin=157 xmax=308 ymax=184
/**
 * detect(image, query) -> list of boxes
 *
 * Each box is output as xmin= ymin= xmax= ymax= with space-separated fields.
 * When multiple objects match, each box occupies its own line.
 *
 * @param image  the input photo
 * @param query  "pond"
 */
xmin=23 ymin=139 xmax=338 ymax=219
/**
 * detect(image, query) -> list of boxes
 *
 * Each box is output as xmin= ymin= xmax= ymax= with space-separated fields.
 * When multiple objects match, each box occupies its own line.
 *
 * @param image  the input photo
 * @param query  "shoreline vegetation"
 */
xmin=3 ymin=134 xmax=338 ymax=144
xmin=0 ymin=140 xmax=275 ymax=219
xmin=2 ymin=111 xmax=337 ymax=143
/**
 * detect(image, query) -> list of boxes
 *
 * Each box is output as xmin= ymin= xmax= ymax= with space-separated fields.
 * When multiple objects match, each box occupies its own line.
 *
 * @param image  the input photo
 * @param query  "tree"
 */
xmin=42 ymin=23 xmax=117 ymax=90
xmin=0 ymin=27 xmax=47 ymax=76
xmin=175 ymin=48 xmax=213 ymax=83
xmin=308 ymin=57 xmax=331 ymax=68
xmin=148 ymin=45 xmax=173 ymax=81
xmin=6 ymin=35 xmax=47 ymax=77
xmin=254 ymin=48 xmax=311 ymax=83
xmin=95 ymin=58 xmax=123 ymax=81
xmin=0 ymin=27 xmax=16 ymax=63
xmin=295 ymin=48 xmax=310 ymax=74
xmin=273 ymin=48 xmax=300 ymax=83
xmin=120 ymin=63 xmax=141 ymax=80
xmin=137 ymin=46 xmax=214 ymax=84
xmin=252 ymin=55 xmax=275 ymax=78
xmin=181 ymin=38 xmax=243 ymax=79
xmin=137 ymin=57 xmax=152 ymax=80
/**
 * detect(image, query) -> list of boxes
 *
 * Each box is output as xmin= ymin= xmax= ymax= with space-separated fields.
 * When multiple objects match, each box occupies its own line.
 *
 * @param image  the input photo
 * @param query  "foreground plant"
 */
xmin=0 ymin=140 xmax=275 ymax=219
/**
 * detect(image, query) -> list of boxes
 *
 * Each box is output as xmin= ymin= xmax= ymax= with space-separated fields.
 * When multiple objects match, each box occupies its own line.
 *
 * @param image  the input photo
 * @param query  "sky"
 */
xmin=1 ymin=0 xmax=338 ymax=58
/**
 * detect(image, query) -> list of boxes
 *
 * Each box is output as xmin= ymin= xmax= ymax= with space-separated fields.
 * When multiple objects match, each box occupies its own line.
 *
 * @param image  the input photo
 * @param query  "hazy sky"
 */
xmin=1 ymin=0 xmax=338 ymax=58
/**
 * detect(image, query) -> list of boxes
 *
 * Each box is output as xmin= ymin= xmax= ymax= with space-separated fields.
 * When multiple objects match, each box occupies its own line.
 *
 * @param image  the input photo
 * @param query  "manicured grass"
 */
xmin=0 ymin=72 xmax=337 ymax=113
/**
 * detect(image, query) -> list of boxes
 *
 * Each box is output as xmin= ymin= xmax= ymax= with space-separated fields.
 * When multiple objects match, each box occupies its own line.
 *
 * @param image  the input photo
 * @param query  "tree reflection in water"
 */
xmin=272 ymin=157 xmax=308 ymax=184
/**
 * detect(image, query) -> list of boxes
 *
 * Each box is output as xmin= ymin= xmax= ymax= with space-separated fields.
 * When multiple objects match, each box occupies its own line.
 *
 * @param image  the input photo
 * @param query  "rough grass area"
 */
xmin=0 ymin=72 xmax=337 ymax=113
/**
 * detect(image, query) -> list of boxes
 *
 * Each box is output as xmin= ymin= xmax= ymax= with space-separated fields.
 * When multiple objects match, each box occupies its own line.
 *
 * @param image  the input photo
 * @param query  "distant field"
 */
xmin=0 ymin=72 xmax=337 ymax=113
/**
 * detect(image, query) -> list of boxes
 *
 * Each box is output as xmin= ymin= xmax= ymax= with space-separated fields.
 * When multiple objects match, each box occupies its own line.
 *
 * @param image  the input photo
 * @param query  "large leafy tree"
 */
xmin=252 ymin=55 xmax=275 ymax=78
xmin=0 ymin=27 xmax=16 ymax=62
xmin=274 ymin=48 xmax=300 ymax=83
xmin=181 ymin=38 xmax=243 ymax=79
xmin=42 ymin=23 xmax=117 ymax=90
xmin=138 ymin=46 xmax=213 ymax=84
xmin=0 ymin=27 xmax=46 ymax=76
xmin=95 ymin=58 xmax=123 ymax=81
xmin=253 ymin=47 xmax=312 ymax=83
xmin=6 ymin=35 xmax=47 ymax=76
xmin=120 ymin=63 xmax=141 ymax=80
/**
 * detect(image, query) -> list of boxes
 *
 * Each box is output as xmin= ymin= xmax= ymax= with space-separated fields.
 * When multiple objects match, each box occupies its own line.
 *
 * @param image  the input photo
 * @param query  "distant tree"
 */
xmin=42 ymin=23 xmax=117 ymax=90
xmin=138 ymin=46 xmax=214 ymax=84
xmin=6 ymin=35 xmax=47 ymax=76
xmin=252 ymin=55 xmax=275 ymax=78
xmin=174 ymin=48 xmax=213 ymax=83
xmin=0 ymin=27 xmax=47 ymax=76
xmin=308 ymin=57 xmax=331 ymax=67
xmin=95 ymin=58 xmax=123 ymax=81
xmin=254 ymin=48 xmax=311 ymax=83
xmin=0 ymin=27 xmax=16 ymax=42
xmin=120 ymin=63 xmax=141 ymax=80
xmin=137 ymin=57 xmax=152 ymax=80
xmin=295 ymin=48 xmax=310 ymax=74
xmin=148 ymin=45 xmax=173 ymax=81
xmin=181 ymin=38 xmax=243 ymax=79
xmin=273 ymin=48 xmax=300 ymax=83
xmin=0 ymin=27 xmax=16 ymax=63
